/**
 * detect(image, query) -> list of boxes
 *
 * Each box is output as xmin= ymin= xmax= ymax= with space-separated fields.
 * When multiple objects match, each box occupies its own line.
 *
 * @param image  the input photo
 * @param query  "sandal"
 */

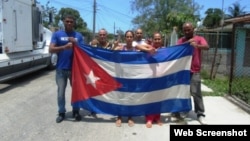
xmin=156 ymin=120 xmax=163 ymax=126
xmin=116 ymin=117 xmax=122 ymax=127
xmin=127 ymin=117 xmax=134 ymax=127
xmin=146 ymin=121 xmax=152 ymax=128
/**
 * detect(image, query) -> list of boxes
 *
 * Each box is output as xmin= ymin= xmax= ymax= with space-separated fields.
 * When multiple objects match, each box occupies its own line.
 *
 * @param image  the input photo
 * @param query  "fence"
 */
xmin=197 ymin=29 xmax=250 ymax=105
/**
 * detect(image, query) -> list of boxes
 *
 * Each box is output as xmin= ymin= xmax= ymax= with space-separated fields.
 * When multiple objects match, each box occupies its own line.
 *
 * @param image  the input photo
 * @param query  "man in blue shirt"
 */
xmin=49 ymin=15 xmax=84 ymax=123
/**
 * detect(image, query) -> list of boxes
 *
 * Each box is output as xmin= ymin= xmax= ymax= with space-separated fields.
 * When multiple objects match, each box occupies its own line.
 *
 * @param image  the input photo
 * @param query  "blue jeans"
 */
xmin=56 ymin=69 xmax=79 ymax=114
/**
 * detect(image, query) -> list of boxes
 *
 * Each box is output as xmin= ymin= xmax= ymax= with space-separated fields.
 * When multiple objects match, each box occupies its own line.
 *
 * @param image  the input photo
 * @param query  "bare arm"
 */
xmin=113 ymin=45 xmax=123 ymax=50
xmin=135 ymin=44 xmax=156 ymax=54
xmin=189 ymin=38 xmax=209 ymax=50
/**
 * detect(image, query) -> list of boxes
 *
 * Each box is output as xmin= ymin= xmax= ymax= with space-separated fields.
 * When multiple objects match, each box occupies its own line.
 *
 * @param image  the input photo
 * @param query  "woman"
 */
xmin=114 ymin=30 xmax=155 ymax=127
xmin=145 ymin=32 xmax=164 ymax=128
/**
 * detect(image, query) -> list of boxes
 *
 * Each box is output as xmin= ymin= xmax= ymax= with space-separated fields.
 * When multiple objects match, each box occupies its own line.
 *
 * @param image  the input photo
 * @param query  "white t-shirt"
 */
xmin=132 ymin=39 xmax=147 ymax=47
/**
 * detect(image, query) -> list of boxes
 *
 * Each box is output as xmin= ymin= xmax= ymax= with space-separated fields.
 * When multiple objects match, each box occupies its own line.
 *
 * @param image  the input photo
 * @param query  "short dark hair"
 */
xmin=125 ymin=30 xmax=134 ymax=37
xmin=62 ymin=15 xmax=75 ymax=21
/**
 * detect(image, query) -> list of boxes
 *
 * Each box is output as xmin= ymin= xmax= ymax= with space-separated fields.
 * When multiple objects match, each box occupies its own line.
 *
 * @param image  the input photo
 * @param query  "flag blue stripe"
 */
xmin=115 ymin=70 xmax=190 ymax=92
xmin=72 ymin=98 xmax=192 ymax=116
xmin=79 ymin=43 xmax=193 ymax=64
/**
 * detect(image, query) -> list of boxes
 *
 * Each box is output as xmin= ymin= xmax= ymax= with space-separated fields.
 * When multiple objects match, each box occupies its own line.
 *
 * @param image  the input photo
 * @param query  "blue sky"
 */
xmin=38 ymin=0 xmax=250 ymax=33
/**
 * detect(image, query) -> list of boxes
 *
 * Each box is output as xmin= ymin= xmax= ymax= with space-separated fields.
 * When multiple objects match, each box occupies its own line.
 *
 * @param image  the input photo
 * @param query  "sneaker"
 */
xmin=72 ymin=110 xmax=82 ymax=121
xmin=180 ymin=112 xmax=188 ymax=118
xmin=171 ymin=113 xmax=184 ymax=122
xmin=89 ymin=112 xmax=97 ymax=118
xmin=56 ymin=113 xmax=65 ymax=123
xmin=197 ymin=116 xmax=207 ymax=125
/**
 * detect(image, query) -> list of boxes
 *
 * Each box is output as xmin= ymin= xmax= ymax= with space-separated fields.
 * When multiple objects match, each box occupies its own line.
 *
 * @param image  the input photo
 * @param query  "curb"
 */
xmin=224 ymin=94 xmax=250 ymax=114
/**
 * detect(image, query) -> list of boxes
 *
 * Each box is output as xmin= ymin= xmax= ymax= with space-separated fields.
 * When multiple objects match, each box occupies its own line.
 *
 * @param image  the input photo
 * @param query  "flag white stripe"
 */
xmin=92 ymin=85 xmax=190 ymax=105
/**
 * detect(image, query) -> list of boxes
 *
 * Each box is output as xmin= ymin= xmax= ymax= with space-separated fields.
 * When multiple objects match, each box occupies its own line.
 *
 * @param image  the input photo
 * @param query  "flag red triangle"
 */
xmin=71 ymin=45 xmax=122 ymax=103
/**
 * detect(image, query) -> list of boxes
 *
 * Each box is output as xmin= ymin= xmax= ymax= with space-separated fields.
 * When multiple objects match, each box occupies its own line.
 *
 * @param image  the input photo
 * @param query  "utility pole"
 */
xmin=114 ymin=22 xmax=115 ymax=35
xmin=114 ymin=22 xmax=116 ymax=39
xmin=210 ymin=0 xmax=224 ymax=79
xmin=93 ymin=0 xmax=96 ymax=39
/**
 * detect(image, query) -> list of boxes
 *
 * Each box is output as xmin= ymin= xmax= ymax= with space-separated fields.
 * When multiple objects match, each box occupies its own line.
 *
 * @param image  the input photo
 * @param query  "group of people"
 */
xmin=49 ymin=14 xmax=209 ymax=128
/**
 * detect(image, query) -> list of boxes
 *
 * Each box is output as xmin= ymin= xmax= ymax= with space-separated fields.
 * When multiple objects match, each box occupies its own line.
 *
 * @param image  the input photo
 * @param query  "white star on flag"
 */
xmin=84 ymin=70 xmax=100 ymax=88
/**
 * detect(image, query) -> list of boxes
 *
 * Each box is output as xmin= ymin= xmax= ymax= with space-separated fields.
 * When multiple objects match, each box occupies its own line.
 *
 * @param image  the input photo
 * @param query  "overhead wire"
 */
xmin=47 ymin=0 xmax=135 ymax=32
xmin=92 ymin=0 xmax=136 ymax=32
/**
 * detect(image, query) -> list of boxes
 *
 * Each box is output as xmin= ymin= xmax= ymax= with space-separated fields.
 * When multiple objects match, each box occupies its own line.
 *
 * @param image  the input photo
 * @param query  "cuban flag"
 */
xmin=71 ymin=43 xmax=193 ymax=116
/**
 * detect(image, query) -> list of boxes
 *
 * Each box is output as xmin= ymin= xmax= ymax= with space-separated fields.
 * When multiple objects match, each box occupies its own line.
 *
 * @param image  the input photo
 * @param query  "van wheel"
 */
xmin=48 ymin=53 xmax=57 ymax=70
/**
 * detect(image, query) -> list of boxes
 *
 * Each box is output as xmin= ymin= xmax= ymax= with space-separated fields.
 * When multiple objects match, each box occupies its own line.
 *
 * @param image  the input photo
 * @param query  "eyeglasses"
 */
xmin=136 ymin=32 xmax=142 ymax=34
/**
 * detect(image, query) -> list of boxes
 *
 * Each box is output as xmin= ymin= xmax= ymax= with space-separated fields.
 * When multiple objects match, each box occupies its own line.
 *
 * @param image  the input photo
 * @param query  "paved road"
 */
xmin=0 ymin=70 xmax=250 ymax=141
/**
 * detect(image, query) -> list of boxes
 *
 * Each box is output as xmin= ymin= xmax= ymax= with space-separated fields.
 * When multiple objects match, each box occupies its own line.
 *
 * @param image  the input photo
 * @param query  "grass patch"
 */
xmin=202 ymin=78 xmax=229 ymax=96
xmin=201 ymin=70 xmax=229 ymax=96
xmin=200 ymin=70 xmax=250 ymax=105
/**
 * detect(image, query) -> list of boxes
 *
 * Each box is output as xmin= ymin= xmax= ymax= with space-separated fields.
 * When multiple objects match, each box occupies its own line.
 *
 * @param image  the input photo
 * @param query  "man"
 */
xmin=93 ymin=28 xmax=112 ymax=49
xmin=88 ymin=28 xmax=112 ymax=118
xmin=132 ymin=28 xmax=147 ymax=47
xmin=49 ymin=15 xmax=84 ymax=123
xmin=176 ymin=22 xmax=209 ymax=125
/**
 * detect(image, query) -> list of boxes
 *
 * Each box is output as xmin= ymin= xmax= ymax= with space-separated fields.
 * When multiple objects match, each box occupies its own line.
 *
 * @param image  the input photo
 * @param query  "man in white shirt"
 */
xmin=132 ymin=28 xmax=147 ymax=47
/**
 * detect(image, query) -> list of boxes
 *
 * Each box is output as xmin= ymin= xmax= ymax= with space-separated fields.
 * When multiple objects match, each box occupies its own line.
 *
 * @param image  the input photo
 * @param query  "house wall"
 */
xmin=201 ymin=49 xmax=231 ymax=77
xmin=201 ymin=27 xmax=250 ymax=77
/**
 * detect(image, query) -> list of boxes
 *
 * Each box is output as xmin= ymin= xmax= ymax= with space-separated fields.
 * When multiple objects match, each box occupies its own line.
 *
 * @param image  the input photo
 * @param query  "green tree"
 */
xmin=54 ymin=8 xmax=92 ymax=41
xmin=130 ymin=0 xmax=201 ymax=36
xmin=54 ymin=8 xmax=87 ymax=31
xmin=165 ymin=12 xmax=197 ymax=36
xmin=37 ymin=1 xmax=92 ymax=42
xmin=37 ymin=1 xmax=57 ymax=28
xmin=203 ymin=8 xmax=223 ymax=28
xmin=226 ymin=2 xmax=246 ymax=18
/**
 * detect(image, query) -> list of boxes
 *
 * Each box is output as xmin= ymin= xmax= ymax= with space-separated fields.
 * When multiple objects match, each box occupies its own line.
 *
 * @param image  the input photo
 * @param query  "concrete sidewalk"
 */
xmin=192 ymin=83 xmax=250 ymax=125
xmin=173 ymin=96 xmax=250 ymax=125
xmin=201 ymin=83 xmax=213 ymax=92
